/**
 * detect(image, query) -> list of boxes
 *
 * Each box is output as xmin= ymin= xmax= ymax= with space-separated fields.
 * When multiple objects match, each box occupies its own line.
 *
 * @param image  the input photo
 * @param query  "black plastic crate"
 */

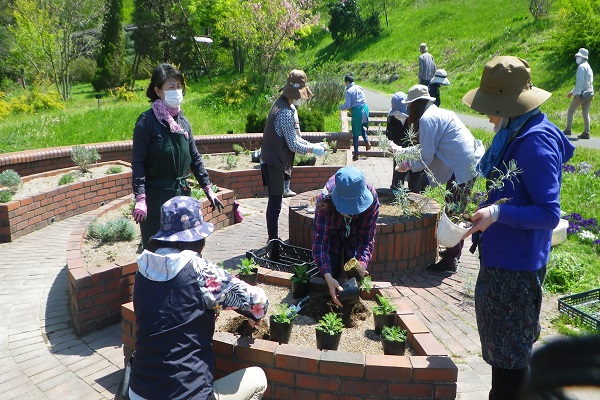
xmin=558 ymin=288 xmax=600 ymax=331
xmin=246 ymin=239 xmax=319 ymax=276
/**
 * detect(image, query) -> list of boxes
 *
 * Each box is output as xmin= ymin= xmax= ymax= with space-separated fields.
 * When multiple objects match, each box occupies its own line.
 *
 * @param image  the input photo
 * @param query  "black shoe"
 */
xmin=365 ymin=142 xmax=372 ymax=151
xmin=578 ymin=132 xmax=590 ymax=139
xmin=563 ymin=129 xmax=572 ymax=136
xmin=427 ymin=259 xmax=457 ymax=274
xmin=352 ymin=154 xmax=359 ymax=161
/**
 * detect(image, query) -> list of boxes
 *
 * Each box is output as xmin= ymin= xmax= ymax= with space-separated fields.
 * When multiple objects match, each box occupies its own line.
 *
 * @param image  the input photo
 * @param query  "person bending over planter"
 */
xmin=131 ymin=63 xmax=223 ymax=250
xmin=130 ymin=196 xmax=269 ymax=400
xmin=313 ymin=166 xmax=379 ymax=307
xmin=261 ymin=69 xmax=327 ymax=242
xmin=392 ymin=84 xmax=484 ymax=274
xmin=462 ymin=56 xmax=574 ymax=400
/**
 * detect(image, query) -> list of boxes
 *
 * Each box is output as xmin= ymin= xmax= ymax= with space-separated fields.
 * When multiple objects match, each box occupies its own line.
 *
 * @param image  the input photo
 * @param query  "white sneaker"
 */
xmin=283 ymin=189 xmax=297 ymax=197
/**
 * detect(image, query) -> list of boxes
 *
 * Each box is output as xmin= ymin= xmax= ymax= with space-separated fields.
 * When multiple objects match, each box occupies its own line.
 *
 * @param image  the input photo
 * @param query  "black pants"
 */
xmin=490 ymin=367 xmax=527 ymax=400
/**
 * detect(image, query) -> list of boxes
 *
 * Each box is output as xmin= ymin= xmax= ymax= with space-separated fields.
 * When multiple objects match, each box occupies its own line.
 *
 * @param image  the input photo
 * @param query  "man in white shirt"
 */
xmin=564 ymin=48 xmax=594 ymax=139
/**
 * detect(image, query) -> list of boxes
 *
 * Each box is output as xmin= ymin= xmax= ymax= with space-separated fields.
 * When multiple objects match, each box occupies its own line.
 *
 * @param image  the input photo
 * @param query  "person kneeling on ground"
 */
xmin=312 ymin=166 xmax=379 ymax=307
xmin=129 ymin=196 xmax=269 ymax=400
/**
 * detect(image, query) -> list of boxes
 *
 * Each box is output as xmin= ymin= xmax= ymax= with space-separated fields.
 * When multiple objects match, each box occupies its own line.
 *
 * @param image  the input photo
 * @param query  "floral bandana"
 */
xmin=151 ymin=99 xmax=189 ymax=139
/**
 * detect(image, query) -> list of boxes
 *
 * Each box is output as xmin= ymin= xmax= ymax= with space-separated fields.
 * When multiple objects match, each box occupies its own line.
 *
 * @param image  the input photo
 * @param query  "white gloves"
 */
xmin=388 ymin=143 xmax=403 ymax=153
xmin=312 ymin=144 xmax=326 ymax=157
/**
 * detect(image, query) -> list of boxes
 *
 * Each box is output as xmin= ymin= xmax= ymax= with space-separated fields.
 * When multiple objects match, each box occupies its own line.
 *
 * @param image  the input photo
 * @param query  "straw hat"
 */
xmin=462 ymin=56 xmax=551 ymax=117
xmin=402 ymin=84 xmax=436 ymax=104
xmin=280 ymin=69 xmax=313 ymax=100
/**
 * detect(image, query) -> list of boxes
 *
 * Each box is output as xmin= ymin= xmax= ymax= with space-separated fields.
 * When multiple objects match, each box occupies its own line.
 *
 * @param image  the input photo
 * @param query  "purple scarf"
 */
xmin=151 ymin=100 xmax=189 ymax=139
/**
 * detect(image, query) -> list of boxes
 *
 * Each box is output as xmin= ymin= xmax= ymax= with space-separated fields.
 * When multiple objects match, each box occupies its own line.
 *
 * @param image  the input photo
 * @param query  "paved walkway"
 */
xmin=1 ymin=156 xmax=598 ymax=399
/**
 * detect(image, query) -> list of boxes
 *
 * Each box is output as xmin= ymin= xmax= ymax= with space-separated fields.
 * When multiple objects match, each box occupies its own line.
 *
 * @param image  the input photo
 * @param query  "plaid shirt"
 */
xmin=312 ymin=176 xmax=379 ymax=276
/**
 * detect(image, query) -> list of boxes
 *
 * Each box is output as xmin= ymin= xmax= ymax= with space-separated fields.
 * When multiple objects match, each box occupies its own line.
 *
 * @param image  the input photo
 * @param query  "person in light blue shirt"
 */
xmin=339 ymin=74 xmax=371 ymax=161
xmin=563 ymin=48 xmax=594 ymax=139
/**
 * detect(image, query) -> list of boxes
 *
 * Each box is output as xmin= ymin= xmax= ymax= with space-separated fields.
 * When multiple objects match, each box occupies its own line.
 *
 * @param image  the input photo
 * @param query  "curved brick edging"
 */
xmin=288 ymin=190 xmax=441 ymax=279
xmin=0 ymin=132 xmax=352 ymax=177
xmin=121 ymin=271 xmax=458 ymax=399
xmin=0 ymin=161 xmax=132 ymax=243
xmin=67 ymin=188 xmax=235 ymax=335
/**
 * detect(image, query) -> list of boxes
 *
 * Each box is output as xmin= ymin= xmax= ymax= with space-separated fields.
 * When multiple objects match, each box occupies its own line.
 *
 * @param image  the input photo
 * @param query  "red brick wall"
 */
xmin=121 ymin=275 xmax=458 ymax=400
xmin=68 ymin=189 xmax=235 ymax=335
xmin=288 ymin=191 xmax=441 ymax=278
xmin=0 ymin=133 xmax=352 ymax=176
xmin=0 ymin=161 xmax=131 ymax=243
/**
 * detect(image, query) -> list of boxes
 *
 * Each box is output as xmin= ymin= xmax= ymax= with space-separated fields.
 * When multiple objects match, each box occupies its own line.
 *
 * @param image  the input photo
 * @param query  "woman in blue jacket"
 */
xmin=462 ymin=56 xmax=575 ymax=400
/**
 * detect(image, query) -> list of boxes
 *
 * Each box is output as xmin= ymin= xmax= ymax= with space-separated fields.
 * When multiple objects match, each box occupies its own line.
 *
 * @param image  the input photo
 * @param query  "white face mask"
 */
xmin=164 ymin=89 xmax=184 ymax=107
xmin=292 ymin=98 xmax=304 ymax=106
xmin=493 ymin=117 xmax=509 ymax=133
xmin=391 ymin=110 xmax=407 ymax=123
xmin=576 ymin=56 xmax=585 ymax=65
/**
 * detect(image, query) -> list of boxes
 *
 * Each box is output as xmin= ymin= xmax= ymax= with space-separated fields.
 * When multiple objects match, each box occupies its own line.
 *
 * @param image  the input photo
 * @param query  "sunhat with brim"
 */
xmin=391 ymin=91 xmax=408 ymax=115
xmin=402 ymin=84 xmax=436 ymax=104
xmin=280 ymin=69 xmax=313 ymax=100
xmin=331 ymin=167 xmax=373 ymax=215
xmin=575 ymin=48 xmax=589 ymax=59
xmin=430 ymin=69 xmax=450 ymax=85
xmin=151 ymin=196 xmax=214 ymax=242
xmin=462 ymin=56 xmax=551 ymax=118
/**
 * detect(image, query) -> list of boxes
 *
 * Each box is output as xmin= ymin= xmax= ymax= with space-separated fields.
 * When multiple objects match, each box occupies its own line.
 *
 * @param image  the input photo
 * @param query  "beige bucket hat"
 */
xmin=462 ymin=56 xmax=551 ymax=117
xmin=280 ymin=69 xmax=313 ymax=100
xmin=402 ymin=84 xmax=437 ymax=104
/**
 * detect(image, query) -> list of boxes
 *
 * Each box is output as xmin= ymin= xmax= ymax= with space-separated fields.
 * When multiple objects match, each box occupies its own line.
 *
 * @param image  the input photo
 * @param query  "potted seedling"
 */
xmin=237 ymin=258 xmax=259 ymax=285
xmin=373 ymin=294 xmax=396 ymax=334
xmin=269 ymin=303 xmax=298 ymax=344
xmin=315 ymin=312 xmax=345 ymax=350
xmin=380 ymin=325 xmax=407 ymax=355
xmin=359 ymin=275 xmax=376 ymax=300
xmin=290 ymin=263 xmax=310 ymax=298
xmin=329 ymin=140 xmax=338 ymax=153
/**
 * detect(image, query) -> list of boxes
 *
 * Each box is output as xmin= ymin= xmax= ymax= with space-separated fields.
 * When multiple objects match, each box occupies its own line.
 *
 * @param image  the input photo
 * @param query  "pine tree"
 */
xmin=92 ymin=0 xmax=126 ymax=91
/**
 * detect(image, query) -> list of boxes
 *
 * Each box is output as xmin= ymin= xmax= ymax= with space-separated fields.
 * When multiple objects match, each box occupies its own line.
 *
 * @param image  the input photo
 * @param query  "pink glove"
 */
xmin=132 ymin=194 xmax=147 ymax=223
xmin=204 ymin=186 xmax=224 ymax=212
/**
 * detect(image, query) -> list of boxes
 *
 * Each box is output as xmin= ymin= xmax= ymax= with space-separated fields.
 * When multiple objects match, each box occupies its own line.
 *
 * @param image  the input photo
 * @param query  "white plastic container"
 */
xmin=552 ymin=218 xmax=569 ymax=246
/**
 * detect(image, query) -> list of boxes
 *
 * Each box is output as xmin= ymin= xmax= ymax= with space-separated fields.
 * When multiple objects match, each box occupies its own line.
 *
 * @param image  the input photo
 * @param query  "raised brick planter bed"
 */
xmin=288 ymin=189 xmax=441 ymax=279
xmin=68 ymin=188 xmax=235 ymax=335
xmin=121 ymin=271 xmax=458 ymax=399
xmin=0 ymin=161 xmax=131 ymax=243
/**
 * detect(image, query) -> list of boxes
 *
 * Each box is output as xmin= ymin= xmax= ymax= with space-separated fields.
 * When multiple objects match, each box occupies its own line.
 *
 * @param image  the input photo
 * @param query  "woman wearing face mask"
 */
xmin=260 ymin=69 xmax=327 ymax=242
xmin=131 ymin=63 xmax=224 ymax=250
xmin=563 ymin=48 xmax=594 ymax=139
xmin=385 ymin=91 xmax=424 ymax=192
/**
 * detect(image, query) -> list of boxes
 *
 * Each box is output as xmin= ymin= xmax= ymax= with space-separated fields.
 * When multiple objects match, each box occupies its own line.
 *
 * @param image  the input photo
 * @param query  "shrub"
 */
xmin=246 ymin=112 xmax=266 ymax=133
xmin=58 ymin=173 xmax=74 ymax=185
xmin=555 ymin=0 xmax=600 ymax=59
xmin=308 ymin=72 xmax=345 ymax=113
xmin=529 ymin=0 xmax=553 ymax=19
xmin=0 ymin=191 xmax=13 ymax=203
xmin=71 ymin=145 xmax=101 ymax=173
xmin=224 ymin=154 xmax=239 ymax=170
xmin=108 ymin=85 xmax=137 ymax=102
xmin=232 ymin=144 xmax=244 ymax=155
xmin=0 ymin=169 xmax=21 ymax=191
xmin=87 ymin=217 xmax=136 ymax=243
xmin=545 ymin=252 xmax=586 ymax=293
xmin=294 ymin=153 xmax=317 ymax=166
xmin=373 ymin=294 xmax=396 ymax=315
xmin=297 ymin=107 xmax=325 ymax=132
xmin=105 ymin=165 xmax=123 ymax=174
xmin=70 ymin=57 xmax=97 ymax=84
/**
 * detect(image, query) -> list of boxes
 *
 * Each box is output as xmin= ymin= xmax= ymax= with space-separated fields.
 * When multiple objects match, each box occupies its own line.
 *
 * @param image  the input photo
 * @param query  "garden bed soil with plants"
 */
xmin=11 ymin=163 xmax=132 ymax=200
xmin=215 ymin=282 xmax=413 ymax=355
xmin=201 ymin=150 xmax=347 ymax=171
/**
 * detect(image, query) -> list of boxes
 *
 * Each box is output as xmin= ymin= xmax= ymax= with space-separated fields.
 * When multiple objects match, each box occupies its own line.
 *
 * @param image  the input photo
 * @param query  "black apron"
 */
xmin=140 ymin=127 xmax=191 ymax=249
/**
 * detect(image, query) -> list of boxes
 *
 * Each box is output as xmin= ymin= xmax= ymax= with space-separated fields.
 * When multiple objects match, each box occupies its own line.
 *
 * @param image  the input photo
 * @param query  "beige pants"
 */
xmin=565 ymin=95 xmax=593 ymax=134
xmin=210 ymin=367 xmax=267 ymax=400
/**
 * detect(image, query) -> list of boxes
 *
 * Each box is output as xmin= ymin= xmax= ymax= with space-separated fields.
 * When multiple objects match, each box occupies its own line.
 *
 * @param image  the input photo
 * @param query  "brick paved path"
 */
xmin=1 ymin=154 xmax=595 ymax=399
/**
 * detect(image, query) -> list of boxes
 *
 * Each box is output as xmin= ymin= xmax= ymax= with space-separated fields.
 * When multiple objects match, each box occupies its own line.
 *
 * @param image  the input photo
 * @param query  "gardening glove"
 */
xmin=132 ymin=194 xmax=147 ymax=223
xmin=204 ymin=185 xmax=224 ymax=212
xmin=395 ymin=161 xmax=410 ymax=173
xmin=312 ymin=144 xmax=326 ymax=157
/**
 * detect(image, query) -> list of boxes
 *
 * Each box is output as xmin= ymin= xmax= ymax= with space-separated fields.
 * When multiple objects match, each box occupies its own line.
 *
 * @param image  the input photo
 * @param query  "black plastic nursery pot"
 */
xmin=237 ymin=269 xmax=258 ymax=285
xmin=315 ymin=329 xmax=342 ymax=351
xmin=291 ymin=280 xmax=310 ymax=298
xmin=382 ymin=339 xmax=406 ymax=355
xmin=373 ymin=313 xmax=396 ymax=334
xmin=338 ymin=277 xmax=360 ymax=305
xmin=269 ymin=316 xmax=292 ymax=344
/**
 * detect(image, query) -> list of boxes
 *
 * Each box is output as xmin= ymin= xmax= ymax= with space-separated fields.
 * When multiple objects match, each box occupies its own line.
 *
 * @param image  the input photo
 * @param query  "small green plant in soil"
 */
xmin=315 ymin=312 xmax=345 ymax=335
xmin=238 ymin=258 xmax=258 ymax=275
xmin=71 ymin=145 xmax=101 ymax=173
xmin=271 ymin=303 xmax=299 ymax=324
xmin=360 ymin=275 xmax=373 ymax=293
xmin=0 ymin=169 xmax=21 ymax=191
xmin=0 ymin=190 xmax=13 ymax=203
xmin=232 ymin=143 xmax=244 ymax=155
xmin=373 ymin=294 xmax=396 ymax=315
xmin=87 ymin=217 xmax=136 ymax=243
xmin=290 ymin=263 xmax=310 ymax=284
xmin=58 ymin=173 xmax=74 ymax=185
xmin=224 ymin=154 xmax=239 ymax=170
xmin=380 ymin=325 xmax=407 ymax=342
xmin=294 ymin=153 xmax=316 ymax=166
xmin=105 ymin=165 xmax=123 ymax=174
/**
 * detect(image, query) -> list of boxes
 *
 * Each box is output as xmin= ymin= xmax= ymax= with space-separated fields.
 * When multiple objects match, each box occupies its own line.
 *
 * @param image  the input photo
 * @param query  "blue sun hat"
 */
xmin=331 ymin=167 xmax=373 ymax=215
xmin=390 ymin=91 xmax=408 ymax=115
xmin=151 ymin=196 xmax=214 ymax=242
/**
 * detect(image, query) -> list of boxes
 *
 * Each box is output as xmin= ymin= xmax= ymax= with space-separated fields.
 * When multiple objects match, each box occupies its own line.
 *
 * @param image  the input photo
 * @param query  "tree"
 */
xmin=9 ymin=0 xmax=104 ymax=100
xmin=93 ymin=0 xmax=126 ymax=91
xmin=328 ymin=0 xmax=362 ymax=45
